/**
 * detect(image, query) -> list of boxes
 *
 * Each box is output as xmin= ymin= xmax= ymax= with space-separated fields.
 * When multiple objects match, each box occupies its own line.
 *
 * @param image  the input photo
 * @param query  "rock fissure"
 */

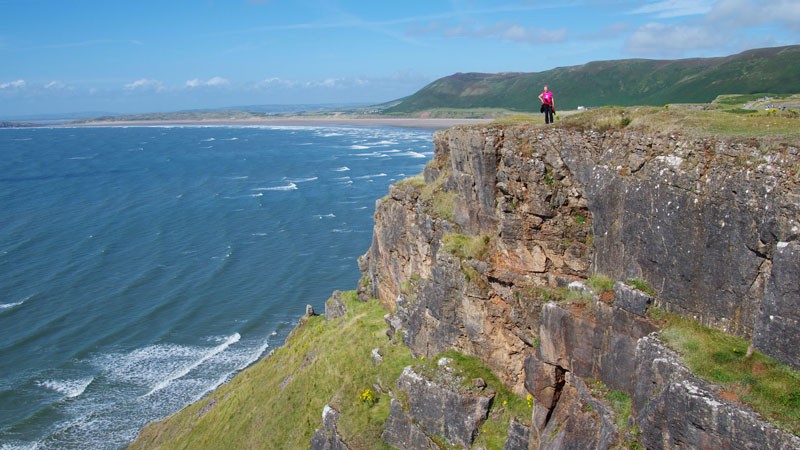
xmin=543 ymin=365 xmax=567 ymax=429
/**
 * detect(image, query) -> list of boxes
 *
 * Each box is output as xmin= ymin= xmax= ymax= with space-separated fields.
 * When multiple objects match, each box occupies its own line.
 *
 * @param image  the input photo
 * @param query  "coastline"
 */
xmin=64 ymin=117 xmax=494 ymax=130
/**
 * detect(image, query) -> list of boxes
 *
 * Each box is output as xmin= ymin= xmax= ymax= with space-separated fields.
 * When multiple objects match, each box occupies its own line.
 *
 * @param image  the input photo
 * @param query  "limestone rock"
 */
xmin=613 ymin=281 xmax=652 ymax=317
xmin=381 ymin=399 xmax=437 ymax=450
xmin=502 ymin=419 xmax=530 ymax=450
xmin=385 ymin=365 xmax=495 ymax=448
xmin=309 ymin=405 xmax=350 ymax=450
xmin=753 ymin=241 xmax=800 ymax=369
xmin=536 ymin=301 xmax=656 ymax=392
xmin=632 ymin=335 xmax=800 ymax=449
xmin=324 ymin=290 xmax=347 ymax=321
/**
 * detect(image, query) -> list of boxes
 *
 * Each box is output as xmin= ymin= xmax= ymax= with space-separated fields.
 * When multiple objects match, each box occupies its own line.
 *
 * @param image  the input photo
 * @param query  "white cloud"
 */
xmin=629 ymin=0 xmax=714 ymax=18
xmin=124 ymin=78 xmax=165 ymax=92
xmin=624 ymin=22 xmax=726 ymax=57
xmin=186 ymin=76 xmax=230 ymax=88
xmin=0 ymin=79 xmax=26 ymax=89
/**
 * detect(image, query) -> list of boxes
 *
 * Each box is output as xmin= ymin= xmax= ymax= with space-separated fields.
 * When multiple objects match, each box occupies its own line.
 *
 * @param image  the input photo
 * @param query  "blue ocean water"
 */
xmin=0 ymin=125 xmax=434 ymax=449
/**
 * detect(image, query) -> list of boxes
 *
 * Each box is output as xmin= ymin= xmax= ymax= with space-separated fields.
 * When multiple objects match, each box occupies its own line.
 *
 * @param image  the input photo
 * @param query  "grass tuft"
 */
xmin=625 ymin=278 xmax=656 ymax=297
xmin=586 ymin=274 xmax=615 ymax=294
xmin=442 ymin=233 xmax=492 ymax=261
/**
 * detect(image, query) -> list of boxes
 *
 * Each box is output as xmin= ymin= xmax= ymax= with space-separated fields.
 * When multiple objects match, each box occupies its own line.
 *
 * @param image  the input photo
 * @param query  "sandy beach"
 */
xmin=66 ymin=117 xmax=495 ymax=130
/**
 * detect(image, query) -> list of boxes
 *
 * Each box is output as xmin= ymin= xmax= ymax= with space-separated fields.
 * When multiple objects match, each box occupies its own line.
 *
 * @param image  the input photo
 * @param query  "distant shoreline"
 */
xmin=63 ymin=117 xmax=494 ymax=130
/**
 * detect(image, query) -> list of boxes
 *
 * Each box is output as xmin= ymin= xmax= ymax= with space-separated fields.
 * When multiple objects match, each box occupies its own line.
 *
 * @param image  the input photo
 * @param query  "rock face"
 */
xmin=633 ymin=336 xmax=800 ymax=449
xmin=359 ymin=124 xmax=799 ymax=448
xmin=383 ymin=364 xmax=495 ymax=449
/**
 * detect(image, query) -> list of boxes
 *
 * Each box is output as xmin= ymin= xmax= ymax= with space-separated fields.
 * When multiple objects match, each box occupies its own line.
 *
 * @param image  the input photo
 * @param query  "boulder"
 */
xmin=309 ymin=405 xmax=350 ymax=450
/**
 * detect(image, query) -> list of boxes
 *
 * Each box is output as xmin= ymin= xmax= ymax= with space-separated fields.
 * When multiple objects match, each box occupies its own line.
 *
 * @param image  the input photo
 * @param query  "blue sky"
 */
xmin=1 ymin=0 xmax=798 ymax=117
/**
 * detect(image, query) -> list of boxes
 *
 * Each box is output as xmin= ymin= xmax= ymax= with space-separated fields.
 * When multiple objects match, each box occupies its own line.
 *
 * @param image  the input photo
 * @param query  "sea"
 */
xmin=0 ymin=125 xmax=435 ymax=449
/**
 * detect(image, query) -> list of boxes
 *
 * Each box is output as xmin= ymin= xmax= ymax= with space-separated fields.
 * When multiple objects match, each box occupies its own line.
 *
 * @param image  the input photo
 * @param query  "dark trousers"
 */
xmin=542 ymin=104 xmax=554 ymax=124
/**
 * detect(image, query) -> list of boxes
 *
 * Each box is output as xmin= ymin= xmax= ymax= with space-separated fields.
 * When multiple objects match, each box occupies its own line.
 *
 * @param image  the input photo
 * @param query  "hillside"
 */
xmin=385 ymin=45 xmax=800 ymax=114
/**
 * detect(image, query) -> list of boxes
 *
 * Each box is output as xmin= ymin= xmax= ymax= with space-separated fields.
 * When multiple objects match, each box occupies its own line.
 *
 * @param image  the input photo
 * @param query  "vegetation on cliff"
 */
xmin=128 ymin=292 xmax=531 ymax=449
xmin=650 ymin=307 xmax=800 ymax=434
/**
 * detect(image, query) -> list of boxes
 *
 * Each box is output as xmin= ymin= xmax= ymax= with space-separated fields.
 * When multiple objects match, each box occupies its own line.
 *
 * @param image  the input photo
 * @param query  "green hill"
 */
xmin=385 ymin=45 xmax=800 ymax=114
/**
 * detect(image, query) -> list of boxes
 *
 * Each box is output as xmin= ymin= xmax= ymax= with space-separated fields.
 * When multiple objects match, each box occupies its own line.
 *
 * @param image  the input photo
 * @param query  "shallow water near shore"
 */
xmin=0 ymin=125 xmax=433 ymax=449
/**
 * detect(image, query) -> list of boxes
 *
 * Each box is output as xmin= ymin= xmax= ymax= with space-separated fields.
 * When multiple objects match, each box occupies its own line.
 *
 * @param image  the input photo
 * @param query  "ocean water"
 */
xmin=0 ymin=125 xmax=434 ymax=449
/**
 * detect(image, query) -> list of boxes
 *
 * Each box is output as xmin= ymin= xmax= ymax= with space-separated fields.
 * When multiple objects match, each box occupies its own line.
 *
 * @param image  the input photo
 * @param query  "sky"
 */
xmin=1 ymin=0 xmax=799 ymax=118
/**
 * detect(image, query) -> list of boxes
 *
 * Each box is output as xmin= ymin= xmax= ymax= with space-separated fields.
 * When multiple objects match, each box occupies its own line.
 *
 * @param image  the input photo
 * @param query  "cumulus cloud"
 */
xmin=186 ymin=76 xmax=230 ymax=88
xmin=0 ymin=79 xmax=26 ymax=89
xmin=124 ymin=78 xmax=165 ymax=92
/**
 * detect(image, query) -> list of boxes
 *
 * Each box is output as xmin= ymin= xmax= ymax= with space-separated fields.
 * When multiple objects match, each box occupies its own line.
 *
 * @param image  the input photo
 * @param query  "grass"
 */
xmin=442 ymin=233 xmax=492 ymax=261
xmin=625 ymin=278 xmax=655 ymax=297
xmin=586 ymin=274 xmax=615 ymax=294
xmin=129 ymin=292 xmax=414 ymax=450
xmin=651 ymin=309 xmax=800 ymax=435
xmin=418 ymin=170 xmax=456 ymax=222
xmin=558 ymin=104 xmax=800 ymax=145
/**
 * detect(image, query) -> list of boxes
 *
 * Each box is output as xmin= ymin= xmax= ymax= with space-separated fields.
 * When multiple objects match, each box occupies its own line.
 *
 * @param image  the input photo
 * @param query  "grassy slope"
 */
xmin=386 ymin=45 xmax=800 ymax=114
xmin=128 ymin=292 xmax=531 ymax=449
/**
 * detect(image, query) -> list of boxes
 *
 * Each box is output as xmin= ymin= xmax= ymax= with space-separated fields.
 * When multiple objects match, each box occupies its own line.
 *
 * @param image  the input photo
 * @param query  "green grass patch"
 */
xmin=586 ymin=274 xmax=615 ymax=294
xmin=656 ymin=311 xmax=800 ymax=434
xmin=625 ymin=278 xmax=655 ymax=297
xmin=395 ymin=174 xmax=426 ymax=189
xmin=412 ymin=351 xmax=532 ymax=448
xmin=442 ymin=233 xmax=492 ymax=261
xmin=129 ymin=291 xmax=414 ymax=450
xmin=419 ymin=171 xmax=456 ymax=222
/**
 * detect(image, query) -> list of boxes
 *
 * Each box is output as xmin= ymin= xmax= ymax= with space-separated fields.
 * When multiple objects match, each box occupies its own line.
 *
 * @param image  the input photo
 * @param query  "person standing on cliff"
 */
xmin=538 ymin=85 xmax=555 ymax=124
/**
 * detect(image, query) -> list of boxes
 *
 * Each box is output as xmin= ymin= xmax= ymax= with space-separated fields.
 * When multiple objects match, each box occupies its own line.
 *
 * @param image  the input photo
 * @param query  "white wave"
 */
xmin=250 ymin=192 xmax=263 ymax=197
xmin=352 ymin=152 xmax=384 ymax=157
xmin=67 ymin=155 xmax=97 ymax=160
xmin=222 ymin=137 xmax=239 ymax=141
xmin=0 ymin=301 xmax=24 ymax=311
xmin=0 ymin=295 xmax=31 ymax=311
xmin=251 ymin=232 xmax=268 ymax=237
xmin=201 ymin=137 xmax=216 ymax=142
xmin=12 ymin=138 xmax=33 ymax=141
xmin=383 ymin=149 xmax=401 ymax=153
xmin=355 ymin=206 xmax=368 ymax=210
xmin=284 ymin=176 xmax=318 ymax=183
xmin=400 ymin=151 xmax=427 ymax=158
xmin=350 ymin=145 xmax=370 ymax=149
xmin=200 ymin=145 xmax=213 ymax=149
xmin=374 ymin=140 xmax=398 ymax=145
xmin=252 ymin=183 xmax=298 ymax=192
xmin=334 ymin=166 xmax=350 ymax=172
xmin=0 ymin=441 xmax=38 ymax=450
xmin=37 ymin=377 xmax=94 ymax=399
xmin=354 ymin=173 xmax=387 ymax=180
xmin=315 ymin=213 xmax=336 ymax=219
xmin=225 ymin=176 xmax=249 ymax=180
xmin=145 ymin=333 xmax=241 ymax=397
xmin=333 ymin=176 xmax=351 ymax=181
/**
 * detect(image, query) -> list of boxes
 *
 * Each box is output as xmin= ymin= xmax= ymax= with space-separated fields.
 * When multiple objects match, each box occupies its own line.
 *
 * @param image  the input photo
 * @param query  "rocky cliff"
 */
xmin=358 ymin=124 xmax=800 ymax=448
